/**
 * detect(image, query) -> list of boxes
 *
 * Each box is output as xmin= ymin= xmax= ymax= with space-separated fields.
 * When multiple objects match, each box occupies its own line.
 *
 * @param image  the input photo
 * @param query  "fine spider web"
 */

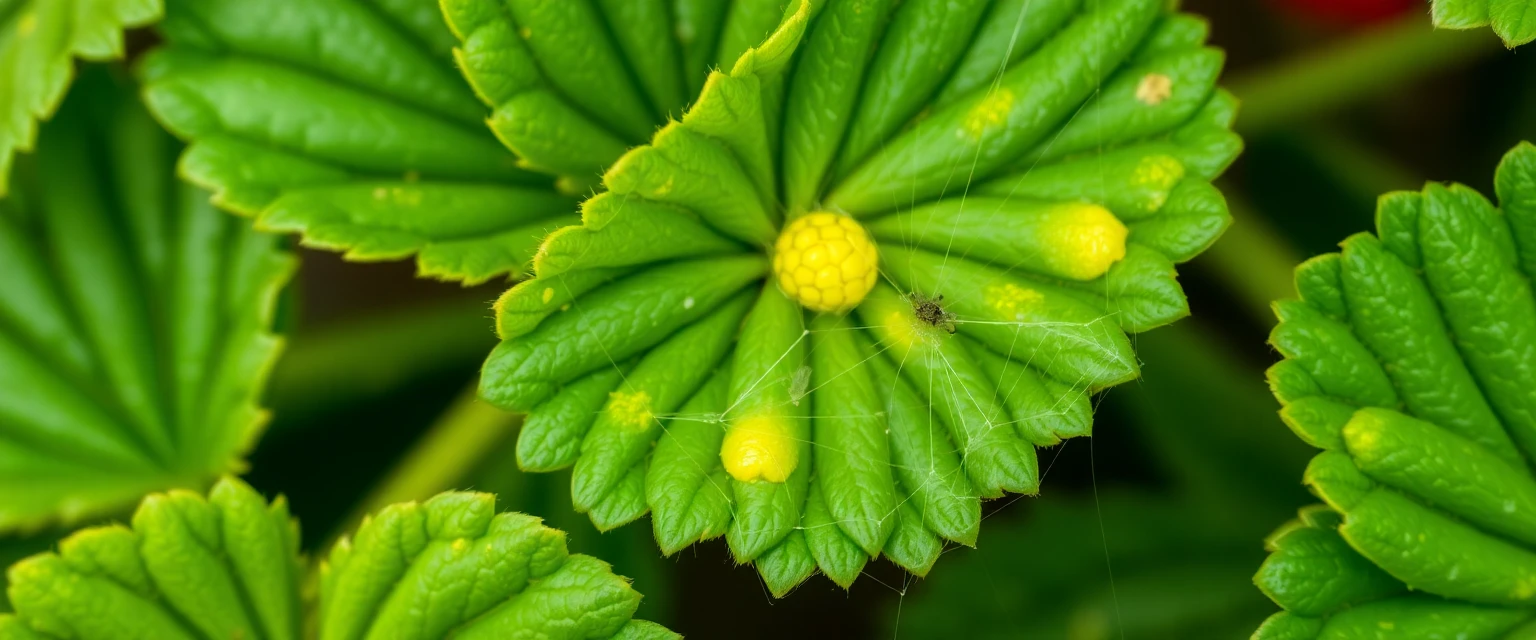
xmin=553 ymin=1 xmax=1135 ymax=636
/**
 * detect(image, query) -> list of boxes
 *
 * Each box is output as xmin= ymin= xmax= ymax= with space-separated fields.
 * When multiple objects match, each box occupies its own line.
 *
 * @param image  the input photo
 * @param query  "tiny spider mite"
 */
xmin=907 ymin=292 xmax=957 ymax=334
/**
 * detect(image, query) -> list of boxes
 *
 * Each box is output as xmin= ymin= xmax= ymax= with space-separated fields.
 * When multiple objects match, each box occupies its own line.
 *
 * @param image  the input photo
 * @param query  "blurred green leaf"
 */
xmin=141 ymin=0 xmax=574 ymax=285
xmin=3 ymin=477 xmax=301 ymax=639
xmin=0 ymin=70 xmax=293 ymax=531
xmin=0 ymin=477 xmax=676 ymax=639
xmin=0 ymin=0 xmax=160 ymax=196
xmin=1433 ymin=0 xmax=1536 ymax=47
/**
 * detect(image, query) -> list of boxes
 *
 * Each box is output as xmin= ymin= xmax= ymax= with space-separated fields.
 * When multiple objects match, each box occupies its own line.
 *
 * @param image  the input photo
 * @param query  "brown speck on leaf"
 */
xmin=908 ymin=293 xmax=957 ymax=334
xmin=1136 ymin=73 xmax=1173 ymax=106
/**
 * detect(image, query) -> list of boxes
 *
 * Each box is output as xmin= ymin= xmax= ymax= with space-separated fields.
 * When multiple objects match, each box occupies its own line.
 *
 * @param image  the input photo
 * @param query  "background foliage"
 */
xmin=3 ymin=0 xmax=1536 ymax=638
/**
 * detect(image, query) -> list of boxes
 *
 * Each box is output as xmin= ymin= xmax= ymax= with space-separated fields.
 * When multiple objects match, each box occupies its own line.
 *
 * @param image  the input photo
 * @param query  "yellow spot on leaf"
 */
xmin=17 ymin=13 xmax=36 ymax=37
xmin=1131 ymin=155 xmax=1184 ymax=211
xmin=652 ymin=176 xmax=675 ymax=197
xmin=883 ymin=310 xmax=925 ymax=348
xmin=1136 ymin=73 xmax=1173 ymax=106
xmin=374 ymin=187 xmax=422 ymax=207
xmin=541 ymin=287 xmax=555 ymax=304
xmin=1041 ymin=203 xmax=1128 ymax=280
xmin=985 ymin=282 xmax=1045 ymax=320
xmin=1348 ymin=422 xmax=1381 ymax=452
xmin=1132 ymin=155 xmax=1183 ymax=188
xmin=961 ymin=89 xmax=1014 ymax=140
xmin=1514 ymin=576 xmax=1536 ymax=599
xmin=721 ymin=416 xmax=797 ymax=483
xmin=606 ymin=391 xmax=654 ymax=430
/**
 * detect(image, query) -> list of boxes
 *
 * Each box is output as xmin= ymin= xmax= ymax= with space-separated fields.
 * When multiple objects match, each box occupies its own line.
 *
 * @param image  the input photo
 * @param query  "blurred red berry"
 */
xmin=1275 ymin=0 xmax=1419 ymax=26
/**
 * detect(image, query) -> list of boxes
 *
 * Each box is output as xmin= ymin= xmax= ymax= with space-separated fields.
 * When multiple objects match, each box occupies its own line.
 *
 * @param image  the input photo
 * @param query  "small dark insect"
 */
xmin=908 ymin=292 xmax=957 ymax=334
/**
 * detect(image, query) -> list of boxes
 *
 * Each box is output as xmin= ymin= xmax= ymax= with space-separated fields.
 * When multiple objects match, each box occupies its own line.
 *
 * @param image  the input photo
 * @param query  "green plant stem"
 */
xmin=1292 ymin=126 xmax=1423 ymax=199
xmin=1196 ymin=190 xmax=1304 ymax=326
xmin=1230 ymin=16 xmax=1499 ymax=136
xmin=267 ymin=295 xmax=497 ymax=421
xmin=327 ymin=386 xmax=522 ymax=545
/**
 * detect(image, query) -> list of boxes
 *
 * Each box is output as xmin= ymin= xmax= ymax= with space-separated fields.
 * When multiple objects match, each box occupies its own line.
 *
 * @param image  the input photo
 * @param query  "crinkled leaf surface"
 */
xmin=0 ymin=71 xmax=292 ymax=531
xmin=479 ymin=0 xmax=1240 ymax=594
xmin=897 ymin=318 xmax=1312 ymax=639
xmin=140 ymin=0 xmax=582 ymax=285
xmin=143 ymin=0 xmax=793 ymax=285
xmin=1252 ymin=142 xmax=1536 ymax=638
xmin=0 ymin=0 xmax=160 ymax=197
xmin=1432 ymin=0 xmax=1536 ymax=47
xmin=0 ymin=476 xmax=675 ymax=640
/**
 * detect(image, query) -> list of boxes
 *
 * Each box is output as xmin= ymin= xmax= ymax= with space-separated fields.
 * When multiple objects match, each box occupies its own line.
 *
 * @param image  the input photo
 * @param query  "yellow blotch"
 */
xmin=883 ymin=310 xmax=926 ymax=349
xmin=541 ymin=287 xmax=555 ymax=304
xmin=721 ymin=416 xmax=798 ymax=483
xmin=1513 ymin=576 xmax=1536 ymax=600
xmin=374 ymin=186 xmax=423 ymax=207
xmin=451 ymin=538 xmax=468 ymax=553
xmin=1347 ymin=424 xmax=1381 ymax=452
xmin=651 ymin=176 xmax=675 ymax=197
xmin=1136 ymin=73 xmax=1173 ymax=106
xmin=1344 ymin=411 xmax=1388 ymax=454
xmin=1042 ymin=203 xmax=1127 ymax=280
xmin=17 ymin=13 xmax=35 ymax=37
xmin=1131 ymin=155 xmax=1185 ymax=212
xmin=961 ymin=88 xmax=1014 ymax=140
xmin=985 ymin=282 xmax=1045 ymax=320
xmin=606 ymin=391 xmax=654 ymax=430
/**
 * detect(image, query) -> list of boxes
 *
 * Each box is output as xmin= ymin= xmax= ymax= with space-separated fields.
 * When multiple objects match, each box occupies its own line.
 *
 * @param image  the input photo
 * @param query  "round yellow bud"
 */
xmin=771 ymin=212 xmax=879 ymax=313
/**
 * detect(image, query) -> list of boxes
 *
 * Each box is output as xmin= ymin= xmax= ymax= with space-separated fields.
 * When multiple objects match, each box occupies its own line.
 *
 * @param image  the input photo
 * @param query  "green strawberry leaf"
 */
xmin=2 ymin=477 xmax=302 ymax=639
xmin=141 ymin=0 xmax=584 ymax=285
xmin=1253 ymin=141 xmax=1536 ymax=637
xmin=894 ymin=317 xmax=1313 ymax=639
xmin=0 ymin=0 xmax=160 ymax=197
xmin=0 ymin=477 xmax=675 ymax=639
xmin=1433 ymin=0 xmax=1536 ymax=48
xmin=320 ymin=491 xmax=668 ymax=639
xmin=0 ymin=70 xmax=293 ymax=531
xmin=145 ymin=0 xmax=805 ymax=284
xmin=480 ymin=0 xmax=1238 ymax=593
